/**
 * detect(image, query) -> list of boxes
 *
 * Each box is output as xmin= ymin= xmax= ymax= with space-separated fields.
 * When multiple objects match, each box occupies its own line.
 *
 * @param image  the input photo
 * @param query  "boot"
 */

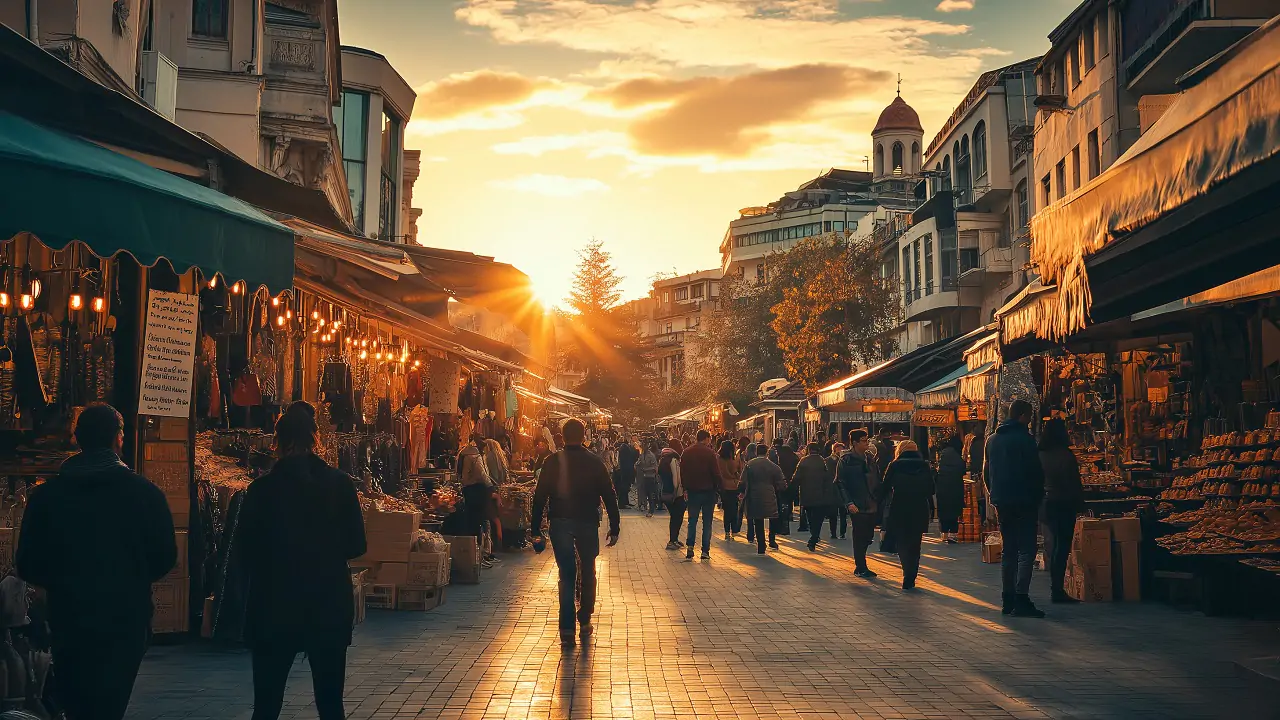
xmin=1010 ymin=594 xmax=1046 ymax=618
xmin=1052 ymin=586 xmax=1081 ymax=604
xmin=1001 ymin=593 xmax=1015 ymax=615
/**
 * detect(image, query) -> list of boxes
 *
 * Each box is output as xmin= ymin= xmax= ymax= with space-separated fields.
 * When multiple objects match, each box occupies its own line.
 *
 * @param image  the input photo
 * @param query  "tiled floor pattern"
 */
xmin=128 ymin=511 xmax=1279 ymax=719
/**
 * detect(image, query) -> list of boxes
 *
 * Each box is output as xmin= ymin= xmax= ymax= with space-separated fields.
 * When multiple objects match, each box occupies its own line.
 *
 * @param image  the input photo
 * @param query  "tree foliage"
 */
xmin=769 ymin=234 xmax=900 ymax=392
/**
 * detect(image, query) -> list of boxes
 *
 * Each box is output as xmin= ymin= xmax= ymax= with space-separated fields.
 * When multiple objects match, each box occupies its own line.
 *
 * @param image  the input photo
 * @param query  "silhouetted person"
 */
xmin=985 ymin=399 xmax=1047 ymax=617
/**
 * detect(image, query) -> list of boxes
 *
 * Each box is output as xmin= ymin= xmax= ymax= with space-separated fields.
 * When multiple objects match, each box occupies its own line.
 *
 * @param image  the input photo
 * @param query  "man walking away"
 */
xmin=827 ymin=443 xmax=849 ymax=540
xmin=771 ymin=439 xmax=800 ymax=535
xmin=617 ymin=437 xmax=640 ymax=509
xmin=794 ymin=443 xmax=839 ymax=551
xmin=984 ymin=400 xmax=1047 ymax=618
xmin=636 ymin=441 xmax=660 ymax=516
xmin=680 ymin=430 xmax=724 ymax=560
xmin=532 ymin=419 xmax=621 ymax=645
xmin=17 ymin=404 xmax=176 ymax=720
xmin=740 ymin=444 xmax=787 ymax=553
xmin=838 ymin=430 xmax=880 ymax=578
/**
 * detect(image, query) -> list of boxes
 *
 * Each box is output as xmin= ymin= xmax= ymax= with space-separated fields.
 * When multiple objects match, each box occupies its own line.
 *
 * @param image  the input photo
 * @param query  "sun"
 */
xmin=528 ymin=275 xmax=562 ymax=311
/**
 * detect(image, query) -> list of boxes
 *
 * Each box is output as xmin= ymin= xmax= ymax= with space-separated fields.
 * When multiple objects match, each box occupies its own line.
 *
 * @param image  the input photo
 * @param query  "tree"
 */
xmin=693 ymin=274 xmax=787 ymax=410
xmin=769 ymin=234 xmax=900 ymax=392
xmin=559 ymin=239 xmax=654 ymax=412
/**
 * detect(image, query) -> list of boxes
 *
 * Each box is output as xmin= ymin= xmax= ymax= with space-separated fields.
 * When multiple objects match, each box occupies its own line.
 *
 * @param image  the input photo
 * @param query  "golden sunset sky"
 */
xmin=340 ymin=0 xmax=1075 ymax=306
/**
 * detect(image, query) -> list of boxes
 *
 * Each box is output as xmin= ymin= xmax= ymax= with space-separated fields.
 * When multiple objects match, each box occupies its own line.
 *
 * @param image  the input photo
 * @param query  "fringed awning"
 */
xmin=996 ymin=280 xmax=1069 ymax=345
xmin=958 ymin=366 xmax=995 ymax=403
xmin=964 ymin=332 xmax=999 ymax=371
xmin=1029 ymin=17 xmax=1280 ymax=337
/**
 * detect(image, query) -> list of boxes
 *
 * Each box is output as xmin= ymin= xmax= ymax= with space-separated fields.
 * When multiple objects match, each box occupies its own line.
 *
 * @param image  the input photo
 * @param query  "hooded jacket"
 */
xmin=740 ymin=456 xmax=786 ymax=519
xmin=238 ymin=453 xmax=366 ymax=650
xmin=984 ymin=419 xmax=1045 ymax=509
xmin=794 ymin=454 xmax=840 ymax=508
xmin=636 ymin=449 xmax=659 ymax=479
xmin=17 ymin=449 xmax=176 ymax=640
xmin=458 ymin=444 xmax=491 ymax=487
xmin=878 ymin=452 xmax=936 ymax=535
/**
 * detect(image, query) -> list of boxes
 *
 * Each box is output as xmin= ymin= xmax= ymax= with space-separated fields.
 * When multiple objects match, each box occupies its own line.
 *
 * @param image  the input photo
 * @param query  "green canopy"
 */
xmin=0 ymin=110 xmax=294 ymax=291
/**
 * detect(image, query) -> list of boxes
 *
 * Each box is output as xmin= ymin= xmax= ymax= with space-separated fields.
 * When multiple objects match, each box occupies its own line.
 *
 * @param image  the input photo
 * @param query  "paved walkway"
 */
xmin=129 ymin=511 xmax=1277 ymax=720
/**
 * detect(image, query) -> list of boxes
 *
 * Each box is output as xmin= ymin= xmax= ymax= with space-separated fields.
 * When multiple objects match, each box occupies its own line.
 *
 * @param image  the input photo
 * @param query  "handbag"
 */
xmin=231 ymin=371 xmax=262 ymax=407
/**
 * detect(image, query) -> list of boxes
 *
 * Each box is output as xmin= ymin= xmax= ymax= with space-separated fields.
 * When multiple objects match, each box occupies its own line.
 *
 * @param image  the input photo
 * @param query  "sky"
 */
xmin=339 ymin=0 xmax=1077 ymax=307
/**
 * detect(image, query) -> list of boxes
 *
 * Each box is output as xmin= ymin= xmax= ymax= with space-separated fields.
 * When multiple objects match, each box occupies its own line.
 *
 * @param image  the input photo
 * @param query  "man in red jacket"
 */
xmin=679 ymin=429 xmax=724 ymax=561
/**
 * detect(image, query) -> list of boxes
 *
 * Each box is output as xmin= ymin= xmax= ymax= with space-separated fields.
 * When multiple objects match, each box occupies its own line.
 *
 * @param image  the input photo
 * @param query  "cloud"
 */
xmin=603 ymin=64 xmax=888 ymax=156
xmin=492 ymin=132 xmax=630 ymax=157
xmin=489 ymin=174 xmax=611 ymax=197
xmin=416 ymin=71 xmax=553 ymax=119
xmin=936 ymin=0 xmax=975 ymax=11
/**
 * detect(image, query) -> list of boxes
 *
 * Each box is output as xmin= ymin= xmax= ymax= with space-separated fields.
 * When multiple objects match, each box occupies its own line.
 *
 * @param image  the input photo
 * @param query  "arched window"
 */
xmin=973 ymin=121 xmax=988 ymax=180
xmin=956 ymin=137 xmax=972 ymax=191
xmin=941 ymin=156 xmax=952 ymax=191
xmin=891 ymin=142 xmax=904 ymax=175
xmin=911 ymin=142 xmax=921 ymax=173
xmin=874 ymin=144 xmax=885 ymax=177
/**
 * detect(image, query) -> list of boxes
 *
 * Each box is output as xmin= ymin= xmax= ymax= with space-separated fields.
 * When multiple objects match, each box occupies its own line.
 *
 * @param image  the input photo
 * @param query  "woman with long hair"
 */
xmin=717 ymin=440 xmax=744 ymax=541
xmin=878 ymin=440 xmax=936 ymax=591
xmin=1040 ymin=417 xmax=1084 ymax=603
xmin=659 ymin=438 xmax=686 ymax=550
xmin=237 ymin=401 xmax=366 ymax=720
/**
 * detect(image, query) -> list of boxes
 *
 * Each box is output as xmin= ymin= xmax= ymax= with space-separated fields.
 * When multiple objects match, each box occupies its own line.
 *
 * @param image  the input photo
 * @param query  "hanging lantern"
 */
xmin=231 ymin=281 xmax=243 ymax=295
xmin=413 ymin=359 xmax=421 ymax=368
xmin=271 ymin=296 xmax=280 ymax=308
xmin=276 ymin=315 xmax=286 ymax=327
xmin=92 ymin=296 xmax=106 ymax=313
xmin=311 ymin=310 xmax=320 ymax=321
xmin=360 ymin=349 xmax=368 ymax=360
xmin=19 ymin=264 xmax=35 ymax=310
xmin=286 ymin=308 xmax=293 ymax=320
xmin=361 ymin=338 xmax=369 ymax=348
xmin=208 ymin=275 xmax=218 ymax=289
xmin=318 ymin=317 xmax=325 ymax=327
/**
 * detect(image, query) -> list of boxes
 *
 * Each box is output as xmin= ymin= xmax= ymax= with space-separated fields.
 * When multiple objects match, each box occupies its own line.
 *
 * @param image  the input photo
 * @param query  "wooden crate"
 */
xmin=366 ymin=584 xmax=397 ymax=610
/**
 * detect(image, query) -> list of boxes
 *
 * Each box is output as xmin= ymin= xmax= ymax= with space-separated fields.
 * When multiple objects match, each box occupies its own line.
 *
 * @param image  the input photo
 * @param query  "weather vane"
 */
xmin=897 ymin=73 xmax=902 ymax=98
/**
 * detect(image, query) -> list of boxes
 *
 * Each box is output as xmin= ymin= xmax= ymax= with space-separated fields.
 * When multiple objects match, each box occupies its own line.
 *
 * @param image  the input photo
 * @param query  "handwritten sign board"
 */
xmin=138 ymin=290 xmax=199 ymax=418
xmin=912 ymin=409 xmax=956 ymax=427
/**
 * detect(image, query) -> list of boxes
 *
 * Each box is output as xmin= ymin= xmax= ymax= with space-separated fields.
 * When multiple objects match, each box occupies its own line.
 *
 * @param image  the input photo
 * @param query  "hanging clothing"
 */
xmin=409 ymin=406 xmax=432 ymax=471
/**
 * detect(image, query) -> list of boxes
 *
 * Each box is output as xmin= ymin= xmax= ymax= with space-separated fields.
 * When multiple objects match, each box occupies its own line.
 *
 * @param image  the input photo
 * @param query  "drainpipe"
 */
xmin=26 ymin=0 xmax=38 ymax=43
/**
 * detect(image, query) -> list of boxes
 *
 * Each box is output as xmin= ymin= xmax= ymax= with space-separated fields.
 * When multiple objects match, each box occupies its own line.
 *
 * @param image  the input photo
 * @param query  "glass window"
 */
xmin=912 ymin=240 xmax=921 ymax=299
xmin=675 ymin=287 xmax=689 ymax=301
xmin=833 ymin=221 xmax=844 ymax=232
xmin=824 ymin=221 xmax=831 ymax=233
xmin=1083 ymin=18 xmax=1096 ymax=70
xmin=924 ymin=234 xmax=934 ymax=295
xmin=192 ymin=0 xmax=227 ymax=38
xmin=1055 ymin=160 xmax=1066 ymax=199
xmin=662 ymin=292 xmax=669 ymax=303
xmin=973 ymin=122 xmax=987 ymax=180
xmin=1041 ymin=174 xmax=1051 ymax=207
xmin=379 ymin=109 xmax=402 ymax=241
xmin=891 ymin=142 xmax=904 ymax=175
xmin=1015 ymin=180 xmax=1029 ymax=227
xmin=902 ymin=245 xmax=911 ymax=301
xmin=710 ymin=282 xmax=719 ymax=298
xmin=691 ymin=283 xmax=705 ymax=299
xmin=1071 ymin=145 xmax=1081 ymax=190
xmin=335 ymin=91 xmax=369 ymax=230
xmin=1088 ymin=129 xmax=1101 ymax=178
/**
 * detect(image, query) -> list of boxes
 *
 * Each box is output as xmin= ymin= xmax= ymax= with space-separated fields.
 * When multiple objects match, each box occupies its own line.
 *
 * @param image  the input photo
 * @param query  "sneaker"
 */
xmin=902 ymin=582 xmax=918 ymax=591
xmin=769 ymin=541 xmax=780 ymax=550
xmin=807 ymin=540 xmax=817 ymax=552
xmin=1001 ymin=594 xmax=1015 ymax=616
xmin=645 ymin=511 xmax=653 ymax=518
xmin=757 ymin=548 xmax=766 ymax=555
xmin=1051 ymin=590 xmax=1081 ymax=604
xmin=665 ymin=541 xmax=680 ymax=550
xmin=560 ymin=633 xmax=576 ymax=647
xmin=1010 ymin=595 xmax=1046 ymax=618
xmin=725 ymin=531 xmax=732 ymax=542
xmin=579 ymin=623 xmax=594 ymax=642
xmin=686 ymin=549 xmax=694 ymax=560
xmin=839 ymin=534 xmax=847 ymax=540
xmin=701 ymin=552 xmax=711 ymax=561
xmin=486 ymin=555 xmax=501 ymax=562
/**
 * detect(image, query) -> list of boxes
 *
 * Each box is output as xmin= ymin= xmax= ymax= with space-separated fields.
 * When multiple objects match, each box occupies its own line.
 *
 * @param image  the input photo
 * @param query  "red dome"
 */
xmin=873 ymin=96 xmax=923 ymax=134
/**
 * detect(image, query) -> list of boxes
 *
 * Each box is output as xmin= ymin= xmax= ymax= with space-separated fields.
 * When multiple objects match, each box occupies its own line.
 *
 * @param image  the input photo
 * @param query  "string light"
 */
xmin=318 ymin=317 xmax=325 ymax=326
xmin=208 ymin=276 xmax=218 ymax=289
xmin=92 ymin=297 xmax=106 ymax=313
xmin=276 ymin=316 xmax=286 ymax=327
xmin=271 ymin=297 xmax=280 ymax=307
xmin=346 ymin=337 xmax=353 ymax=345
xmin=360 ymin=349 xmax=368 ymax=360
xmin=286 ymin=308 xmax=293 ymax=320
xmin=413 ymin=359 xmax=421 ymax=368
xmin=69 ymin=294 xmax=83 ymax=311
xmin=0 ymin=292 xmax=8 ymax=308
xmin=311 ymin=310 xmax=320 ymax=321
xmin=361 ymin=339 xmax=368 ymax=348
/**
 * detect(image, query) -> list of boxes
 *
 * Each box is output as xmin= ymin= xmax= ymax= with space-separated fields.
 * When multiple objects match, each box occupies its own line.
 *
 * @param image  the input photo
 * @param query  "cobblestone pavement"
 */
xmin=129 ymin=511 xmax=1278 ymax=720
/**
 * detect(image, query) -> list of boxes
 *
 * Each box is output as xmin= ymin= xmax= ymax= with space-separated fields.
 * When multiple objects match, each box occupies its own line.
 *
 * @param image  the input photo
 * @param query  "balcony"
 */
xmin=1124 ymin=0 xmax=1266 ymax=95
xmin=903 ymin=283 xmax=982 ymax=323
xmin=654 ymin=331 xmax=688 ymax=348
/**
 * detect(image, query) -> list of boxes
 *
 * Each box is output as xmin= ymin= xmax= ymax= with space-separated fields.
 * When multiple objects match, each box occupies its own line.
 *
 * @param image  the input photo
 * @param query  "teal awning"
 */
xmin=0 ymin=111 xmax=294 ymax=291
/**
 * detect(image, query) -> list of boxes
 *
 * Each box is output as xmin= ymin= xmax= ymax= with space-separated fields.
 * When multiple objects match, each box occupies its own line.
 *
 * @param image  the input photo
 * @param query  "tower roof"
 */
xmin=872 ymin=96 xmax=923 ymax=134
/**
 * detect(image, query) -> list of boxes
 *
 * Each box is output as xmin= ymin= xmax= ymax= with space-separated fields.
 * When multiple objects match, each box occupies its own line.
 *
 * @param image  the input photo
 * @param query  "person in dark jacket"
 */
xmin=984 ymin=399 xmax=1047 ymax=617
xmin=717 ymin=440 xmax=745 ymax=541
xmin=237 ymin=401 xmax=367 ymax=720
xmin=877 ymin=441 xmax=936 ymax=590
xmin=680 ymin=430 xmax=724 ymax=560
xmin=769 ymin=439 xmax=800 ymax=535
xmin=794 ymin=443 xmax=839 ymax=551
xmin=826 ymin=444 xmax=848 ymax=540
xmin=17 ymin=404 xmax=176 ymax=720
xmin=838 ymin=430 xmax=880 ymax=577
xmin=740 ymin=445 xmax=787 ymax=553
xmin=616 ymin=437 xmax=640 ymax=508
xmin=936 ymin=434 xmax=967 ymax=544
xmin=1039 ymin=418 xmax=1084 ymax=604
xmin=659 ymin=439 xmax=686 ymax=549
xmin=532 ymin=418 xmax=621 ymax=645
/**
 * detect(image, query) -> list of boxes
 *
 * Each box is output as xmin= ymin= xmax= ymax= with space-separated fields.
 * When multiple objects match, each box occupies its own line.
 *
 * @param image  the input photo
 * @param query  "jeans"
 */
xmin=998 ymin=504 xmax=1039 ymax=597
xmin=850 ymin=512 xmax=876 ymax=571
xmin=549 ymin=518 xmax=601 ymax=632
xmin=897 ymin=531 xmax=924 ymax=587
xmin=805 ymin=506 xmax=833 ymax=546
xmin=830 ymin=505 xmax=848 ymax=538
xmin=53 ymin=629 xmax=148 ymax=720
xmin=751 ymin=518 xmax=767 ymax=552
xmin=686 ymin=490 xmax=717 ymax=553
xmin=797 ymin=505 xmax=809 ymax=532
xmin=720 ymin=490 xmax=741 ymax=534
xmin=667 ymin=497 xmax=687 ymax=543
xmin=252 ymin=646 xmax=347 ymax=720
xmin=1042 ymin=503 xmax=1078 ymax=594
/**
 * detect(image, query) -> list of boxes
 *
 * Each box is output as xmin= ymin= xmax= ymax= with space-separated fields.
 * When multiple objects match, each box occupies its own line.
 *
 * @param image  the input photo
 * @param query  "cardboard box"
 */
xmin=364 ymin=510 xmax=421 ymax=536
xmin=442 ymin=535 xmax=482 ymax=584
xmin=981 ymin=533 xmax=1003 ymax=563
xmin=1065 ymin=559 xmax=1114 ymax=602
xmin=151 ymin=578 xmax=189 ymax=634
xmin=1072 ymin=518 xmax=1113 ymax=564
xmin=407 ymin=551 xmax=450 ymax=587
xmin=1105 ymin=517 xmax=1143 ymax=543
xmin=376 ymin=562 xmax=409 ymax=586
xmin=397 ymin=585 xmax=446 ymax=611
xmin=166 ymin=530 xmax=188 ymax=580
xmin=355 ymin=510 xmax=422 ymax=564
xmin=1112 ymin=540 xmax=1141 ymax=601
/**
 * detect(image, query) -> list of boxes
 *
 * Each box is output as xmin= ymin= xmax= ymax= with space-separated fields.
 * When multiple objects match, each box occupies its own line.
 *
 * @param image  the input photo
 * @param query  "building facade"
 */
xmin=635 ymin=270 xmax=722 ymax=390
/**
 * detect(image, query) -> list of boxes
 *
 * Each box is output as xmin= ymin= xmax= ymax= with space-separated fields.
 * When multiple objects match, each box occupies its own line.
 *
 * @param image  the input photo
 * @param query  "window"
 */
xmin=1087 ymin=129 xmax=1101 ymax=179
xmin=1053 ymin=56 xmax=1066 ymax=93
xmin=891 ymin=142 xmax=904 ymax=175
xmin=911 ymin=142 xmax=921 ymax=173
xmin=378 ymin=109 xmax=402 ymax=241
xmin=675 ymin=287 xmax=689 ymax=301
xmin=924 ymin=233 xmax=934 ymax=295
xmin=662 ymin=292 xmax=669 ymax=304
xmin=1071 ymin=145 xmax=1081 ymax=190
xmin=874 ymin=143 xmax=885 ymax=176
xmin=1055 ymin=160 xmax=1066 ymax=199
xmin=942 ymin=156 xmax=952 ymax=191
xmin=940 ymin=230 xmax=957 ymax=290
xmin=833 ymin=221 xmax=845 ymax=232
xmin=192 ymin=0 xmax=227 ymax=38
xmin=756 ymin=264 xmax=765 ymax=282
xmin=901 ymin=246 xmax=911 ymax=301
xmin=1015 ymin=180 xmax=1029 ymax=228
xmin=1068 ymin=44 xmax=1080 ymax=87
xmin=736 ymin=266 xmax=744 ymax=278
xmin=973 ymin=122 xmax=987 ymax=180
xmin=333 ymin=91 xmax=369 ymax=229
xmin=1041 ymin=174 xmax=1051 ymax=207
xmin=665 ymin=323 xmax=673 ymax=334
xmin=912 ymin=239 xmax=922 ymax=299
xmin=1083 ymin=17 xmax=1096 ymax=70
xmin=710 ymin=282 xmax=719 ymax=298
xmin=824 ymin=221 xmax=831 ymax=233
xmin=1097 ymin=9 xmax=1109 ymax=58
xmin=690 ymin=283 xmax=705 ymax=299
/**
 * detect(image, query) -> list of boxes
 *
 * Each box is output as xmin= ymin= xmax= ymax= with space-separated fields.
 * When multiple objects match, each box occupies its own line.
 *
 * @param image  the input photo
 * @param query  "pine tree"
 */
xmin=567 ymin=239 xmax=623 ymax=316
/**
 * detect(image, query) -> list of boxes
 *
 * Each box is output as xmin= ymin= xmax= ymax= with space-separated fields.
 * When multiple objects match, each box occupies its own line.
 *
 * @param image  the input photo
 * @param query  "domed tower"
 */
xmin=872 ymin=94 xmax=924 ymax=181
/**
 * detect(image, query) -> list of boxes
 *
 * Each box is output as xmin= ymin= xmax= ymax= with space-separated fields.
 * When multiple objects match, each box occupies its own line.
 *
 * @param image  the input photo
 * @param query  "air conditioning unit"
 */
xmin=141 ymin=51 xmax=178 ymax=121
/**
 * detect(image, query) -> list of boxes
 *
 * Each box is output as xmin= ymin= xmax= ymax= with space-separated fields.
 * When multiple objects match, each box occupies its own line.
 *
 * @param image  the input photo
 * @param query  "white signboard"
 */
xmin=138 ymin=290 xmax=200 ymax=418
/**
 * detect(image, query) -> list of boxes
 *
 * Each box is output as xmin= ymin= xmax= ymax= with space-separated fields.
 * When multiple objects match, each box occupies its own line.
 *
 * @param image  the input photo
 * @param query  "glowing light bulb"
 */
xmin=331 ymin=321 xmax=340 ymax=330
xmin=271 ymin=297 xmax=280 ymax=307
xmin=311 ymin=310 xmax=320 ymax=320
xmin=70 ymin=294 xmax=83 ymax=310
xmin=231 ymin=281 xmax=243 ymax=295
xmin=376 ymin=351 xmax=383 ymax=360
xmin=286 ymin=309 xmax=293 ymax=319
xmin=413 ymin=360 xmax=421 ymax=368
xmin=209 ymin=276 xmax=218 ymax=289
xmin=0 ymin=293 xmax=9 ymax=308
xmin=19 ymin=294 xmax=32 ymax=310
xmin=361 ymin=339 xmax=368 ymax=348
xmin=312 ymin=327 xmax=319 ymax=335
xmin=276 ymin=316 xmax=286 ymax=327
xmin=360 ymin=350 xmax=368 ymax=360
xmin=318 ymin=318 xmax=325 ymax=326
xmin=30 ymin=279 xmax=41 ymax=299
xmin=346 ymin=337 xmax=353 ymax=345
xmin=92 ymin=297 xmax=106 ymax=313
